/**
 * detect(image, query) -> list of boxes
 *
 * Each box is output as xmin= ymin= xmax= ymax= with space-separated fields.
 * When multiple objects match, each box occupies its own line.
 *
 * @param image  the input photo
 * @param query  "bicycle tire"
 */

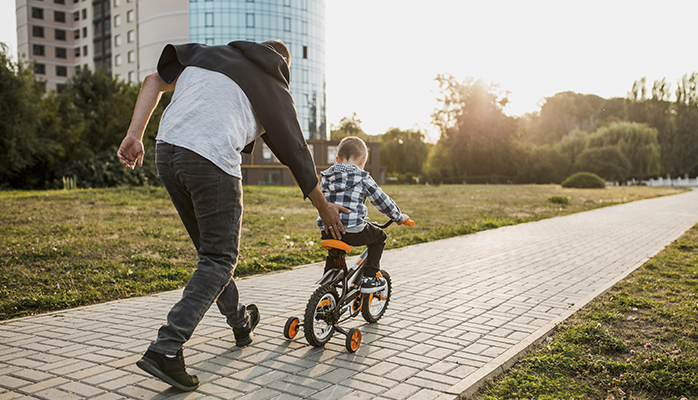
xmin=361 ymin=270 xmax=392 ymax=323
xmin=304 ymin=285 xmax=339 ymax=347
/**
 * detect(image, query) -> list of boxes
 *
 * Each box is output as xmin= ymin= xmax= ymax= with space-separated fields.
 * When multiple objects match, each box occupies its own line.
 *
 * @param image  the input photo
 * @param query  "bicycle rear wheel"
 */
xmin=361 ymin=270 xmax=391 ymax=323
xmin=304 ymin=285 xmax=339 ymax=347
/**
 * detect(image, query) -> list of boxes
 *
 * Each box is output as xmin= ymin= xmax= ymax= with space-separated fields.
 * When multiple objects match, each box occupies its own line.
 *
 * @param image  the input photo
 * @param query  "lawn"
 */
xmin=0 ymin=184 xmax=685 ymax=320
xmin=472 ymin=223 xmax=698 ymax=400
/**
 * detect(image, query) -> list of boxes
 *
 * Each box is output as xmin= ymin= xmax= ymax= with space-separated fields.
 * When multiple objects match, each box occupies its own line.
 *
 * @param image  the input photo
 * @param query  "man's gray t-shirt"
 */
xmin=156 ymin=66 xmax=265 ymax=178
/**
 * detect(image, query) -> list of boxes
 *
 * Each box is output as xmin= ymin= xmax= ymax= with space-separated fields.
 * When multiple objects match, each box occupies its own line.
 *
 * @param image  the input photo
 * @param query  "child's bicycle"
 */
xmin=282 ymin=218 xmax=415 ymax=353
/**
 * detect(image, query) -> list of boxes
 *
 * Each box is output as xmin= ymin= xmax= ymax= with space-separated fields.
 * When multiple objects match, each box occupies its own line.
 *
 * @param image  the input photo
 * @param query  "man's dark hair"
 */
xmin=262 ymin=40 xmax=291 ymax=65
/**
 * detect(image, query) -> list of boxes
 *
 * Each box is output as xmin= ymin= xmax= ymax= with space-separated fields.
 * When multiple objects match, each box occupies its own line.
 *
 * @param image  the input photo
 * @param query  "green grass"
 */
xmin=0 ymin=184 xmax=685 ymax=320
xmin=472 ymin=224 xmax=698 ymax=400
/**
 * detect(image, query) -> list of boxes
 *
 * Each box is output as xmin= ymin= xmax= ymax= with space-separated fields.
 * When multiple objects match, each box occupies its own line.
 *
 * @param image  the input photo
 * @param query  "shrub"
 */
xmin=561 ymin=172 xmax=606 ymax=189
xmin=548 ymin=196 xmax=570 ymax=205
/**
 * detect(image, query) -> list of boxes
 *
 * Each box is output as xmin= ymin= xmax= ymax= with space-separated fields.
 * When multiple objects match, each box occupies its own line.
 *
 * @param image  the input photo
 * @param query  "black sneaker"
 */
xmin=361 ymin=276 xmax=387 ymax=293
xmin=233 ymin=304 xmax=260 ymax=347
xmin=136 ymin=349 xmax=199 ymax=391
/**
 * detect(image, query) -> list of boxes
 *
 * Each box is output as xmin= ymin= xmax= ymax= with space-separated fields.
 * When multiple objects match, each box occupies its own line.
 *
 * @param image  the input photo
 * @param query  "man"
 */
xmin=117 ymin=40 xmax=347 ymax=391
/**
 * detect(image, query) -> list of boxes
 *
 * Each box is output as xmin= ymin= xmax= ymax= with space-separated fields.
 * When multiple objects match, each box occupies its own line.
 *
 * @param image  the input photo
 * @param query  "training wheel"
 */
xmin=345 ymin=328 xmax=361 ymax=353
xmin=283 ymin=317 xmax=300 ymax=339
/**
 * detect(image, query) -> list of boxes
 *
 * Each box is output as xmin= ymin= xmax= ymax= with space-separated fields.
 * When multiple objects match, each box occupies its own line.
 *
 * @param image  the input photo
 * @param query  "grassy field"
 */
xmin=0 ymin=184 xmax=685 ymax=320
xmin=472 ymin=224 xmax=698 ymax=400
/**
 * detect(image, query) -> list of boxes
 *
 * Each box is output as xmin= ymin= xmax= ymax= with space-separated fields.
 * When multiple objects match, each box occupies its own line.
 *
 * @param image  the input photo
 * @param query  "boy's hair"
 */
xmin=261 ymin=40 xmax=291 ymax=65
xmin=337 ymin=136 xmax=368 ymax=161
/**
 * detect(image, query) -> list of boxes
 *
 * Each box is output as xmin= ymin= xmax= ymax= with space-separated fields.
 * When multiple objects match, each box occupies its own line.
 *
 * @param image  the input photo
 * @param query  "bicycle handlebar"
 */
xmin=372 ymin=218 xmax=415 ymax=229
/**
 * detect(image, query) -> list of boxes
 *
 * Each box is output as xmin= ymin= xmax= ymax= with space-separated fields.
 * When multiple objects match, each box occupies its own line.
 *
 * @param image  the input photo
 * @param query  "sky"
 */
xmin=2 ymin=0 xmax=696 ymax=140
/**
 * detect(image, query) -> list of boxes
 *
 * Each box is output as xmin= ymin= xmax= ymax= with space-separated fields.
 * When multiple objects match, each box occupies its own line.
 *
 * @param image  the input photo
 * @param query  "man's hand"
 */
xmin=319 ymin=203 xmax=349 ymax=240
xmin=398 ymin=214 xmax=410 ymax=225
xmin=117 ymin=136 xmax=144 ymax=169
xmin=308 ymin=185 xmax=348 ymax=239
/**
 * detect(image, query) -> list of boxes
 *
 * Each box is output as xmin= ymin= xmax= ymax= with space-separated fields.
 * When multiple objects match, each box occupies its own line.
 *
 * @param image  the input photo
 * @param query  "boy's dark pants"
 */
xmin=151 ymin=142 xmax=247 ymax=355
xmin=322 ymin=223 xmax=387 ymax=277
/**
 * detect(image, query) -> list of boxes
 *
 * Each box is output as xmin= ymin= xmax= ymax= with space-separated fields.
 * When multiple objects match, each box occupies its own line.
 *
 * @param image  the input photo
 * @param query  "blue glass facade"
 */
xmin=189 ymin=0 xmax=326 ymax=140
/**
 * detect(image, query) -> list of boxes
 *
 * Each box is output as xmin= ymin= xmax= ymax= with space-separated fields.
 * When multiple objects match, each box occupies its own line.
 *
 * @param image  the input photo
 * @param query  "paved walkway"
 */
xmin=3 ymin=190 xmax=698 ymax=400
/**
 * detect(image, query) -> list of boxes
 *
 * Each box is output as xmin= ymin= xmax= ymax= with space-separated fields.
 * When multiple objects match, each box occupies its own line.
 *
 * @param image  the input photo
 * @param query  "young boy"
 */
xmin=317 ymin=136 xmax=409 ymax=292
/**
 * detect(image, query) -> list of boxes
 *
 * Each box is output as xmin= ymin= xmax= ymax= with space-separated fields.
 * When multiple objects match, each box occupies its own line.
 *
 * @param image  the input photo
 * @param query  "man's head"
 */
xmin=262 ymin=40 xmax=291 ymax=66
xmin=336 ymin=136 xmax=368 ymax=168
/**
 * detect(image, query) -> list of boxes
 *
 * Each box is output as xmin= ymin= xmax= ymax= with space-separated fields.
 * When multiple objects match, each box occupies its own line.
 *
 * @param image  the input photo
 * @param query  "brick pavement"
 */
xmin=2 ymin=190 xmax=698 ymax=400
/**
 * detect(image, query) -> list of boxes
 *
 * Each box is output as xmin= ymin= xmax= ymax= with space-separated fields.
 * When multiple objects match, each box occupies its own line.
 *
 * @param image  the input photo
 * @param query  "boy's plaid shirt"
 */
xmin=316 ymin=163 xmax=403 ymax=233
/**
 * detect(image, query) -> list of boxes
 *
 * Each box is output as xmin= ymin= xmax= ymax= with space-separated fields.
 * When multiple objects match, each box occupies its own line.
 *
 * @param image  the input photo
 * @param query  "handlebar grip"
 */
xmin=404 ymin=219 xmax=415 ymax=227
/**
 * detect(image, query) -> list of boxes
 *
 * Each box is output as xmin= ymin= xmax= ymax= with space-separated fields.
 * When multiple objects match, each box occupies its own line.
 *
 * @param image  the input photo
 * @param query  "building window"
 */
xmin=82 ymin=8 xmax=87 ymax=19
xmin=127 ymin=50 xmax=134 ymax=63
xmin=73 ymin=11 xmax=79 ymax=21
xmin=302 ymin=20 xmax=308 ymax=35
xmin=303 ymin=46 xmax=308 ymax=59
xmin=128 ymin=71 xmax=135 ymax=82
xmin=283 ymin=17 xmax=291 ymax=32
xmin=127 ymin=30 xmax=135 ymax=42
xmin=327 ymin=146 xmax=337 ymax=162
xmin=205 ymin=38 xmax=214 ymax=45
xmin=32 ymin=26 xmax=45 ymax=37
xmin=114 ymin=34 xmax=121 ymax=46
xmin=82 ymin=27 xmax=87 ymax=37
xmin=54 ymin=11 xmax=66 ymax=22
xmin=126 ymin=9 xmax=134 ymax=22
xmin=302 ymin=69 xmax=308 ymax=83
xmin=32 ymin=44 xmax=45 ymax=56
xmin=56 ymin=47 xmax=67 ymax=58
xmin=54 ymin=0 xmax=65 ymax=4
xmin=82 ymin=45 xmax=88 ymax=55
xmin=246 ymin=0 xmax=254 ymax=2
xmin=75 ymin=47 xmax=80 ymax=57
xmin=246 ymin=13 xmax=254 ymax=28
xmin=115 ymin=54 xmax=122 ymax=66
xmin=55 ymin=29 xmax=66 ymax=41
xmin=302 ymin=0 xmax=308 ymax=10
xmin=74 ymin=29 xmax=80 ymax=39
xmin=283 ymin=0 xmax=291 ymax=6
xmin=264 ymin=169 xmax=282 ymax=185
xmin=262 ymin=143 xmax=279 ymax=163
xmin=114 ymin=0 xmax=120 ymax=6
xmin=205 ymin=12 xmax=214 ymax=27
xmin=32 ymin=7 xmax=44 ymax=19
xmin=56 ymin=65 xmax=68 ymax=77
xmin=34 ymin=63 xmax=46 ymax=75
xmin=114 ymin=15 xmax=121 ymax=26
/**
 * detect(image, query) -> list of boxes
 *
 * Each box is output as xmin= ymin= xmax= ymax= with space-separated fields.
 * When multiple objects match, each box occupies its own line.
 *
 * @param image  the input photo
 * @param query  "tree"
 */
xmin=430 ymin=74 xmax=517 ymax=181
xmin=0 ymin=43 xmax=58 ymax=186
xmin=586 ymin=122 xmax=660 ymax=179
xmin=330 ymin=113 xmax=371 ymax=141
xmin=523 ymin=92 xmax=604 ymax=144
xmin=380 ymin=128 xmax=428 ymax=177
xmin=671 ymin=73 xmax=698 ymax=176
xmin=554 ymin=129 xmax=588 ymax=176
xmin=574 ymin=147 xmax=631 ymax=182
xmin=514 ymin=144 xmax=568 ymax=184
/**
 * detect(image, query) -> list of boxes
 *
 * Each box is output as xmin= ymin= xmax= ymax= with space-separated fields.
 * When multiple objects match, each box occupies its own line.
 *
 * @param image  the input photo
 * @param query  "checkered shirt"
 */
xmin=316 ymin=163 xmax=403 ymax=233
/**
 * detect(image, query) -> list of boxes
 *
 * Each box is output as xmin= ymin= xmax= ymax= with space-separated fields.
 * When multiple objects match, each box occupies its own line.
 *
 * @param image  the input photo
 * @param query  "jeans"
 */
xmin=150 ymin=142 xmax=247 ymax=355
xmin=321 ymin=223 xmax=387 ymax=277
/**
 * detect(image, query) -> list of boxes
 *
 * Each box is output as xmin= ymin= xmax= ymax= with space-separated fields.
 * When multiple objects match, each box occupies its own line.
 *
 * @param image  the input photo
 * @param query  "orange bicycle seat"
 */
xmin=321 ymin=239 xmax=351 ymax=252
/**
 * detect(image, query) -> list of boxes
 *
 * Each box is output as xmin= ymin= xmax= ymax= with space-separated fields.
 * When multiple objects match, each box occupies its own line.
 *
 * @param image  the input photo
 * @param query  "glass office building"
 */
xmin=189 ymin=0 xmax=326 ymax=140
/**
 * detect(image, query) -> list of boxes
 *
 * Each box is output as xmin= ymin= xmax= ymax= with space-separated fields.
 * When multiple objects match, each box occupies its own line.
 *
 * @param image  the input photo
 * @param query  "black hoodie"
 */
xmin=156 ymin=41 xmax=317 ymax=198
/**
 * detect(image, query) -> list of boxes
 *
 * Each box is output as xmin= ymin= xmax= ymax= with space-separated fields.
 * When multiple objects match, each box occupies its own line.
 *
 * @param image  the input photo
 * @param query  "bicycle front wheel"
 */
xmin=361 ymin=270 xmax=392 ymax=323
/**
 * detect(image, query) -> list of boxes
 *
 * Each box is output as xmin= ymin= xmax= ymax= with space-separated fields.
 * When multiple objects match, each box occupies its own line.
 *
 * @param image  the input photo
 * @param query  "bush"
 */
xmin=548 ymin=196 xmax=570 ymax=205
xmin=561 ymin=172 xmax=606 ymax=189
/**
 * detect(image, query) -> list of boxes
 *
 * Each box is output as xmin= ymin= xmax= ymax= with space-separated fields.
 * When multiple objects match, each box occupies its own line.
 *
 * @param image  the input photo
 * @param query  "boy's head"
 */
xmin=336 ymin=136 xmax=368 ymax=168
xmin=262 ymin=40 xmax=291 ymax=66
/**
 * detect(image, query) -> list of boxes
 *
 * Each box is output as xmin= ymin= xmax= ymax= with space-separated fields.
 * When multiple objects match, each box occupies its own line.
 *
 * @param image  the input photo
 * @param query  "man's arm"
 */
xmin=307 ymin=185 xmax=349 ymax=240
xmin=117 ymin=72 xmax=177 ymax=169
